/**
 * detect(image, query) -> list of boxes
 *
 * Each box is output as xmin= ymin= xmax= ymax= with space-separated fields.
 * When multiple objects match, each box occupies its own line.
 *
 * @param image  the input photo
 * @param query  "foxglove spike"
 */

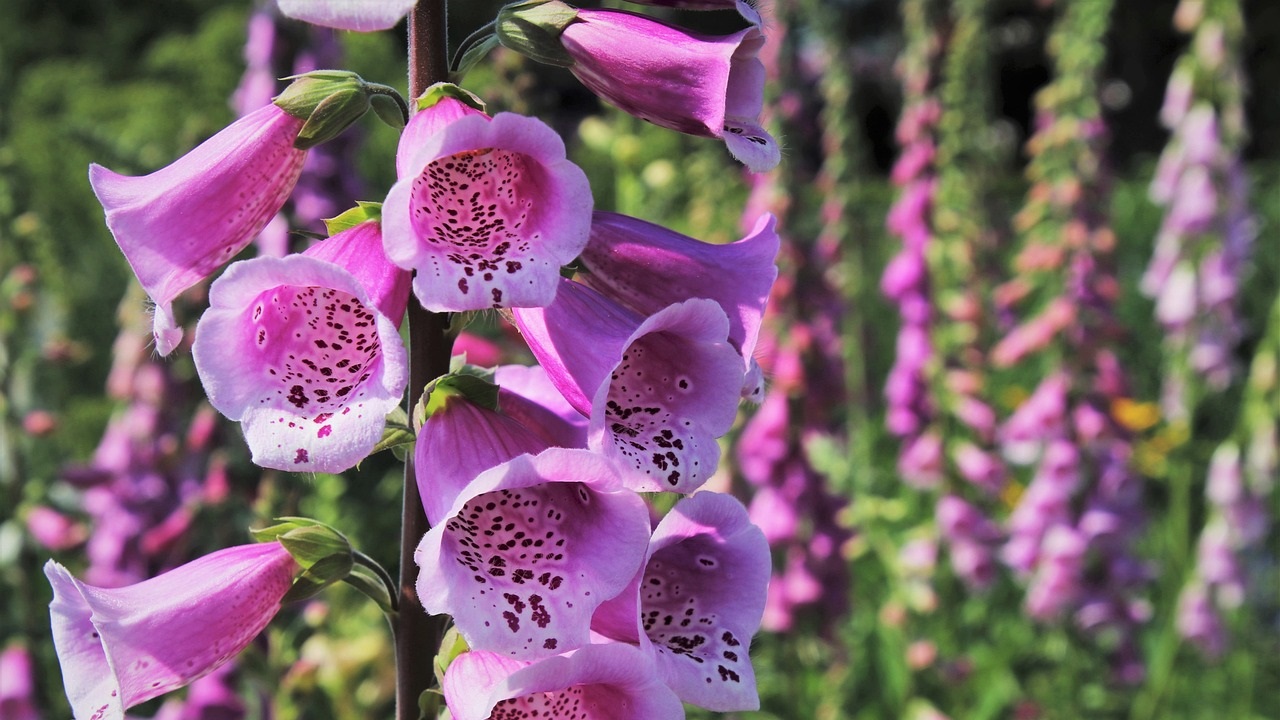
xmin=592 ymin=491 xmax=769 ymax=711
xmin=443 ymin=644 xmax=684 ymax=720
xmin=513 ymin=280 xmax=744 ymax=493
xmin=579 ymin=211 xmax=779 ymax=398
xmin=382 ymin=109 xmax=592 ymax=312
xmin=415 ymin=449 xmax=651 ymax=660
xmin=45 ymin=544 xmax=296 ymax=720
xmin=193 ymin=222 xmax=408 ymax=473
xmin=89 ymin=105 xmax=308 ymax=355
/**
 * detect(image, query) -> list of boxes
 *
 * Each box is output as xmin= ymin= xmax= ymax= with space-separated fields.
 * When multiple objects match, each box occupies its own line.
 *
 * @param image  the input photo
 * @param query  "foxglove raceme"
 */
xmin=513 ymin=280 xmax=744 ymax=493
xmin=382 ymin=89 xmax=592 ymax=311
xmin=497 ymin=3 xmax=779 ymax=171
xmin=579 ymin=212 xmax=778 ymax=401
xmin=193 ymin=221 xmax=409 ymax=473
xmin=591 ymin=491 xmax=769 ymax=711
xmin=89 ymin=104 xmax=308 ymax=355
xmin=443 ymin=644 xmax=684 ymax=720
xmin=45 ymin=543 xmax=297 ymax=720
xmin=415 ymin=449 xmax=651 ymax=659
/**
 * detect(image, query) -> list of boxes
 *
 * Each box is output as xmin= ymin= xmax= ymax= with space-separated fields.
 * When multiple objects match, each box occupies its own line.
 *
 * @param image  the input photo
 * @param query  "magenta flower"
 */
xmin=513 ymin=280 xmax=744 ymax=493
xmin=0 ymin=644 xmax=39 ymax=720
xmin=382 ymin=96 xmax=592 ymax=311
xmin=558 ymin=9 xmax=779 ymax=171
xmin=192 ymin=221 xmax=409 ymax=473
xmin=45 ymin=543 xmax=297 ymax=720
xmin=415 ymin=448 xmax=651 ymax=659
xmin=621 ymin=0 xmax=761 ymax=25
xmin=442 ymin=644 xmax=684 ymax=720
xmin=494 ymin=364 xmax=590 ymax=450
xmin=89 ymin=104 xmax=308 ymax=355
xmin=277 ymin=0 xmax=417 ymax=31
xmin=591 ymin=492 xmax=770 ymax=711
xmin=578 ymin=211 xmax=779 ymax=400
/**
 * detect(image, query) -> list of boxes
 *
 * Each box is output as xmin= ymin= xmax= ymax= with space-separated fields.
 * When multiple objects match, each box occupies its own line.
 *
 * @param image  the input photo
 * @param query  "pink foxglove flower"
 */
xmin=621 ymin=0 xmax=762 ymax=25
xmin=277 ymin=0 xmax=417 ymax=31
xmin=513 ymin=280 xmax=744 ymax=493
xmin=442 ymin=644 xmax=684 ymax=720
xmin=382 ymin=94 xmax=592 ymax=312
xmin=45 ymin=543 xmax=297 ymax=720
xmin=89 ymin=104 xmax=308 ymax=355
xmin=559 ymin=9 xmax=779 ymax=171
xmin=415 ymin=449 xmax=650 ymax=659
xmin=579 ymin=212 xmax=779 ymax=401
xmin=193 ymin=221 xmax=409 ymax=473
xmin=0 ymin=644 xmax=39 ymax=720
xmin=494 ymin=364 xmax=590 ymax=450
xmin=591 ymin=492 xmax=770 ymax=711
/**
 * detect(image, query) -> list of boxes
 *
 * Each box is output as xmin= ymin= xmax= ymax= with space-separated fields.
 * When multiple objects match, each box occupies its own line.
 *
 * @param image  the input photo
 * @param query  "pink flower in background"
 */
xmin=442 ymin=644 xmax=684 ymax=720
xmin=560 ymin=9 xmax=779 ymax=171
xmin=382 ymin=99 xmax=592 ymax=312
xmin=513 ymin=280 xmax=744 ymax=493
xmin=415 ymin=449 xmax=650 ymax=660
xmin=0 ymin=644 xmax=40 ymax=720
xmin=193 ymin=221 xmax=409 ymax=473
xmin=45 ymin=543 xmax=297 ymax=720
xmin=89 ymin=104 xmax=308 ymax=355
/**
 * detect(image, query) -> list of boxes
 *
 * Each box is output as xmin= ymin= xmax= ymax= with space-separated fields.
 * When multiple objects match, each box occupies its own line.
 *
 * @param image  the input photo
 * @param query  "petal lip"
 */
xmin=277 ymin=0 xmax=417 ymax=31
xmin=192 ymin=254 xmax=407 ymax=473
xmin=383 ymin=112 xmax=592 ymax=312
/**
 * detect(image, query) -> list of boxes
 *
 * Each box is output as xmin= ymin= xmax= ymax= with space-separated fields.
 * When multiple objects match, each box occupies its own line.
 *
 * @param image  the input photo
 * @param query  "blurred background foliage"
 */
xmin=1 ymin=0 xmax=1278 ymax=718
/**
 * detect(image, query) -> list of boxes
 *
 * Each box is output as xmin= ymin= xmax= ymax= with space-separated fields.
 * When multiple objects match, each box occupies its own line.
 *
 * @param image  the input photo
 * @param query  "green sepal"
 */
xmin=451 ymin=35 xmax=501 ymax=83
xmin=280 ymin=552 xmax=354 ymax=605
xmin=274 ymin=70 xmax=409 ymax=150
xmin=370 ymin=404 xmax=415 ymax=459
xmin=343 ymin=562 xmax=397 ymax=615
xmin=433 ymin=626 xmax=470 ymax=687
xmin=416 ymin=82 xmax=488 ymax=114
xmin=414 ymin=371 xmax=501 ymax=428
xmin=324 ymin=201 xmax=383 ymax=236
xmin=370 ymin=93 xmax=407 ymax=130
xmin=496 ymin=0 xmax=580 ymax=68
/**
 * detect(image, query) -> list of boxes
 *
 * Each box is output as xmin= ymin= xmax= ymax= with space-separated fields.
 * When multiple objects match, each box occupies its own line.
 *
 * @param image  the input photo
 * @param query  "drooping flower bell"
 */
xmin=192 ymin=218 xmax=410 ymax=473
xmin=578 ymin=212 xmax=779 ymax=402
xmin=513 ymin=279 xmax=744 ymax=493
xmin=415 ymin=448 xmax=651 ymax=660
xmin=620 ymin=0 xmax=763 ymax=25
xmin=89 ymin=72 xmax=400 ymax=355
xmin=590 ymin=491 xmax=770 ymax=711
xmin=382 ymin=84 xmax=593 ymax=312
xmin=277 ymin=0 xmax=417 ymax=31
xmin=496 ymin=2 xmax=780 ymax=172
xmin=442 ymin=644 xmax=685 ymax=720
xmin=45 ymin=543 xmax=298 ymax=720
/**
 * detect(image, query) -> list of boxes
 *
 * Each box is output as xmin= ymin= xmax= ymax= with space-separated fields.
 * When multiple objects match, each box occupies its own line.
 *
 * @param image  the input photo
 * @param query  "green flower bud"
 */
xmin=496 ymin=0 xmax=580 ymax=68
xmin=273 ymin=70 xmax=409 ymax=150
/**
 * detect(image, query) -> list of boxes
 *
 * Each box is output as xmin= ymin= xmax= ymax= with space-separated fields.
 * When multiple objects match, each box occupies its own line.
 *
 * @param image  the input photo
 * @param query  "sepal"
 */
xmin=416 ymin=371 xmax=502 ymax=426
xmin=416 ymin=82 xmax=488 ymax=114
xmin=274 ymin=71 xmax=408 ymax=149
xmin=324 ymin=201 xmax=383 ymax=236
xmin=251 ymin=517 xmax=353 ymax=602
xmin=496 ymin=0 xmax=580 ymax=68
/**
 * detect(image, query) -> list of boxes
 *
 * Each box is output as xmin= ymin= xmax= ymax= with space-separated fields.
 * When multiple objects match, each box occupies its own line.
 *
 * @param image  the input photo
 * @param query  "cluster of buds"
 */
xmin=51 ymin=1 xmax=782 ymax=717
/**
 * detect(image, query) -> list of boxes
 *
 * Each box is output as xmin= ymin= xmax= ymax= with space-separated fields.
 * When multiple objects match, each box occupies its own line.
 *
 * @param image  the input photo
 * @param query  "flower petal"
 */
xmin=415 ymin=449 xmax=650 ymax=659
xmin=495 ymin=364 xmax=590 ymax=449
xmin=277 ymin=0 xmax=416 ymax=31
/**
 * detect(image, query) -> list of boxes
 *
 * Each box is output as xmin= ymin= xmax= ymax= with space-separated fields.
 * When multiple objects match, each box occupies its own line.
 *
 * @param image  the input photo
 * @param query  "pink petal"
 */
xmin=277 ymin=0 xmax=416 ymax=31
xmin=495 ymin=364 xmax=590 ymax=449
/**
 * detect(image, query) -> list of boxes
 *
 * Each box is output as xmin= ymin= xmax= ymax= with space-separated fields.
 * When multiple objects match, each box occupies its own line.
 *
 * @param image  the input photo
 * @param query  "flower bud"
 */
xmin=274 ymin=70 xmax=408 ymax=150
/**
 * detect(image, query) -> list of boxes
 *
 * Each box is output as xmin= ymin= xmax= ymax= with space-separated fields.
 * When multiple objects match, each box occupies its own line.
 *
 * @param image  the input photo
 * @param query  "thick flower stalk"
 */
xmin=442 ymin=643 xmax=684 ymax=720
xmin=193 ymin=220 xmax=410 ymax=473
xmin=45 ymin=543 xmax=298 ymax=720
xmin=513 ymin=280 xmax=744 ymax=493
xmin=415 ymin=449 xmax=651 ymax=659
xmin=382 ymin=86 xmax=593 ymax=312
xmin=496 ymin=1 xmax=779 ymax=172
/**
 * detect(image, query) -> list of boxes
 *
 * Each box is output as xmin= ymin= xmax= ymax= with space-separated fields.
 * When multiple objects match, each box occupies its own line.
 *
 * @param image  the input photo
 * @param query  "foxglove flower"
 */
xmin=277 ymin=0 xmax=417 ymax=31
xmin=513 ymin=280 xmax=744 ymax=493
xmin=415 ymin=448 xmax=650 ymax=659
xmin=193 ymin=220 xmax=409 ymax=473
xmin=497 ymin=3 xmax=779 ymax=171
xmin=45 ymin=543 xmax=297 ymax=720
xmin=382 ymin=89 xmax=592 ymax=312
xmin=621 ymin=0 xmax=762 ymax=25
xmin=0 ymin=644 xmax=39 ymax=720
xmin=494 ymin=364 xmax=590 ymax=450
xmin=591 ymin=492 xmax=769 ymax=711
xmin=89 ymin=104 xmax=308 ymax=355
xmin=442 ymin=644 xmax=684 ymax=720
xmin=578 ymin=211 xmax=779 ymax=401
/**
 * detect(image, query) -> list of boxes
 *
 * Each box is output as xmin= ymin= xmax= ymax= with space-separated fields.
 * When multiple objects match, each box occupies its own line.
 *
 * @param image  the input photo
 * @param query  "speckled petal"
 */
xmin=45 ymin=544 xmax=296 ymax=720
xmin=444 ymin=644 xmax=684 ymax=720
xmin=89 ymin=105 xmax=307 ymax=355
xmin=415 ymin=449 xmax=650 ymax=660
xmin=383 ymin=112 xmax=592 ymax=311
xmin=277 ymin=0 xmax=416 ymax=31
xmin=192 ymin=252 xmax=407 ymax=473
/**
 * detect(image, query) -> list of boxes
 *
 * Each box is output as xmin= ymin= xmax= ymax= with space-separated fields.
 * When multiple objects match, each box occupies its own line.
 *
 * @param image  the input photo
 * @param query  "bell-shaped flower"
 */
xmin=193 ymin=220 xmax=409 ymax=473
xmin=0 ymin=644 xmax=39 ymax=720
xmin=89 ymin=104 xmax=308 ymax=355
xmin=442 ymin=644 xmax=684 ymax=720
xmin=513 ymin=280 xmax=744 ymax=493
xmin=591 ymin=491 xmax=770 ymax=712
xmin=495 ymin=363 xmax=590 ymax=450
xmin=277 ymin=0 xmax=417 ymax=31
xmin=382 ymin=88 xmax=592 ymax=312
xmin=621 ymin=0 xmax=763 ymax=25
xmin=45 ymin=543 xmax=298 ymax=720
xmin=578 ymin=212 xmax=779 ymax=402
xmin=415 ymin=448 xmax=651 ymax=660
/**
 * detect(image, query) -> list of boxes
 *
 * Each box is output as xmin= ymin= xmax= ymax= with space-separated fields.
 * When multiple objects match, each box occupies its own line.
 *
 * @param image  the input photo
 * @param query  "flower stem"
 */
xmin=397 ymin=2 xmax=452 ymax=718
